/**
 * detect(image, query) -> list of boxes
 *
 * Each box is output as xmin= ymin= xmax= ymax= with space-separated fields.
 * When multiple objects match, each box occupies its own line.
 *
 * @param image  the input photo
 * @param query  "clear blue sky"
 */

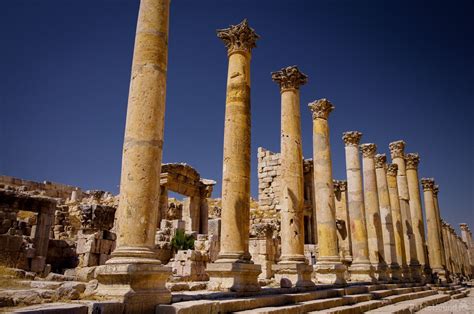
xmin=1 ymin=1 xmax=472 ymax=230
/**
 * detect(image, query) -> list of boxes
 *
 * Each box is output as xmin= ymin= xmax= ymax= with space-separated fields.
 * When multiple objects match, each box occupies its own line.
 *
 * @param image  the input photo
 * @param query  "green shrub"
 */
xmin=171 ymin=229 xmax=195 ymax=252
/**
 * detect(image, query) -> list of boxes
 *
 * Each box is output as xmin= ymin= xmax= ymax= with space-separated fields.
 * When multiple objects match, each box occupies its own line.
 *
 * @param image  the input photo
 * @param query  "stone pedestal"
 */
xmin=95 ymin=0 xmax=172 ymax=310
xmin=273 ymin=263 xmax=314 ymax=287
xmin=206 ymin=19 xmax=261 ymax=291
xmin=342 ymin=131 xmax=375 ymax=282
xmin=309 ymin=99 xmax=346 ymax=284
xmin=360 ymin=143 xmax=388 ymax=282
xmin=389 ymin=140 xmax=421 ymax=282
xmin=207 ymin=262 xmax=261 ymax=291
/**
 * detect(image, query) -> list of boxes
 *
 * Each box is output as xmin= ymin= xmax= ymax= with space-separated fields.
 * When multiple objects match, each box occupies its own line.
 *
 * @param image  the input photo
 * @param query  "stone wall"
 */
xmin=0 ymin=175 xmax=81 ymax=200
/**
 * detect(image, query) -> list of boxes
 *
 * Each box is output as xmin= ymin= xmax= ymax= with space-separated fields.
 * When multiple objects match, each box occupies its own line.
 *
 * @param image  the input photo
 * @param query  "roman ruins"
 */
xmin=0 ymin=1 xmax=472 ymax=313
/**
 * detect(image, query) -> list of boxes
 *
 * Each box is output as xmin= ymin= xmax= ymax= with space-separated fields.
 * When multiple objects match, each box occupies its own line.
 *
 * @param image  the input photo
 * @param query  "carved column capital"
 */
xmin=405 ymin=153 xmax=420 ymax=170
xmin=342 ymin=131 xmax=362 ymax=147
xmin=271 ymin=65 xmax=308 ymax=91
xmin=217 ymin=19 xmax=260 ymax=55
xmin=386 ymin=163 xmax=398 ymax=177
xmin=389 ymin=140 xmax=406 ymax=159
xmin=360 ymin=143 xmax=377 ymax=158
xmin=433 ymin=185 xmax=439 ymax=196
xmin=338 ymin=180 xmax=347 ymax=192
xmin=308 ymin=98 xmax=334 ymax=120
xmin=333 ymin=180 xmax=341 ymax=193
xmin=459 ymin=223 xmax=469 ymax=231
xmin=421 ymin=178 xmax=435 ymax=191
xmin=374 ymin=154 xmax=387 ymax=168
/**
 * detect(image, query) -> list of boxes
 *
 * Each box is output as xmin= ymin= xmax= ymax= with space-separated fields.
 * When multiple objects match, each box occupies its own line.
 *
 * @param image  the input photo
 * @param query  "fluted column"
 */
xmin=387 ymin=164 xmax=410 ymax=281
xmin=421 ymin=178 xmax=446 ymax=283
xmin=343 ymin=131 xmax=374 ymax=282
xmin=375 ymin=154 xmax=401 ymax=281
xmin=206 ymin=19 xmax=261 ymax=292
xmin=360 ymin=144 xmax=388 ymax=281
xmin=309 ymin=99 xmax=346 ymax=284
xmin=271 ymin=66 xmax=313 ymax=287
xmin=389 ymin=140 xmax=421 ymax=281
xmin=405 ymin=153 xmax=429 ymax=279
xmin=95 ymin=0 xmax=172 ymax=310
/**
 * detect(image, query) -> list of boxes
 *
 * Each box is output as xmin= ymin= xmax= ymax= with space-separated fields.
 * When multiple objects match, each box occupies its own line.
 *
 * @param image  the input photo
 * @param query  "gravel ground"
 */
xmin=417 ymin=288 xmax=473 ymax=313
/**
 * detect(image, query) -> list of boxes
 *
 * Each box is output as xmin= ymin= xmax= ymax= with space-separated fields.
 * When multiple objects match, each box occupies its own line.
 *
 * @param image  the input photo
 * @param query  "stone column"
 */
xmin=271 ymin=66 xmax=313 ymax=287
xmin=447 ymin=225 xmax=460 ymax=277
xmin=206 ymin=19 xmax=261 ymax=292
xmin=433 ymin=186 xmax=446 ymax=269
xmin=421 ymin=178 xmax=446 ymax=283
xmin=360 ymin=143 xmax=388 ymax=281
xmin=95 ymin=0 xmax=172 ymax=310
xmin=441 ymin=220 xmax=453 ymax=279
xmin=389 ymin=140 xmax=421 ymax=281
xmin=334 ymin=180 xmax=352 ymax=267
xmin=375 ymin=154 xmax=401 ymax=281
xmin=405 ymin=153 xmax=429 ymax=279
xmin=309 ymin=99 xmax=346 ymax=284
xmin=460 ymin=223 xmax=474 ymax=277
xmin=387 ymin=164 xmax=410 ymax=281
xmin=158 ymin=187 xmax=168 ymax=226
xmin=343 ymin=131 xmax=374 ymax=282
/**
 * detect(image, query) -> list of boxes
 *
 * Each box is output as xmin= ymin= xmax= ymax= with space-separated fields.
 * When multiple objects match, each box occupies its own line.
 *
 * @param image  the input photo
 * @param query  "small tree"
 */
xmin=171 ymin=229 xmax=195 ymax=253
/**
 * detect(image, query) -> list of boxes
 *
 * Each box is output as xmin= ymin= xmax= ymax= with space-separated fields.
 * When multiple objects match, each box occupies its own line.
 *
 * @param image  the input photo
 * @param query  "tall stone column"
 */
xmin=389 ymin=140 xmax=421 ymax=281
xmin=421 ymin=178 xmax=446 ymax=283
xmin=387 ymin=164 xmax=410 ymax=281
xmin=334 ymin=180 xmax=352 ymax=268
xmin=95 ymin=0 xmax=172 ymax=311
xmin=441 ymin=220 xmax=453 ymax=279
xmin=271 ymin=66 xmax=313 ymax=287
xmin=447 ymin=225 xmax=460 ymax=277
xmin=206 ymin=19 xmax=261 ymax=291
xmin=360 ymin=143 xmax=388 ymax=281
xmin=375 ymin=154 xmax=401 ymax=281
xmin=343 ymin=131 xmax=374 ymax=282
xmin=460 ymin=223 xmax=474 ymax=277
xmin=433 ymin=185 xmax=446 ymax=269
xmin=309 ymin=99 xmax=346 ymax=284
xmin=405 ymin=153 xmax=429 ymax=280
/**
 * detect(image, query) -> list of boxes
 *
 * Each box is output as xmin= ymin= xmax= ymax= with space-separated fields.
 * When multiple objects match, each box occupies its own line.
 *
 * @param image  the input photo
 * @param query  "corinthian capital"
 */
xmin=308 ymin=98 xmax=334 ymax=120
xmin=386 ymin=163 xmax=398 ymax=176
xmin=405 ymin=153 xmax=420 ymax=170
xmin=374 ymin=154 xmax=387 ymax=168
xmin=389 ymin=140 xmax=406 ymax=159
xmin=360 ymin=143 xmax=377 ymax=158
xmin=333 ymin=180 xmax=341 ymax=193
xmin=460 ymin=223 xmax=469 ymax=231
xmin=421 ymin=178 xmax=435 ymax=191
xmin=342 ymin=131 xmax=362 ymax=147
xmin=433 ymin=184 xmax=439 ymax=196
xmin=271 ymin=66 xmax=308 ymax=91
xmin=217 ymin=19 xmax=260 ymax=55
xmin=338 ymin=180 xmax=347 ymax=192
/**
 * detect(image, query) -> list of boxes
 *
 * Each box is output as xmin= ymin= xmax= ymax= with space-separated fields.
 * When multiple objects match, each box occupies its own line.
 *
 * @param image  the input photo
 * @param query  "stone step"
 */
xmin=382 ymin=289 xmax=437 ymax=304
xmin=308 ymin=300 xmax=386 ymax=314
xmin=365 ymin=293 xmax=451 ymax=313
xmin=233 ymin=297 xmax=345 ymax=314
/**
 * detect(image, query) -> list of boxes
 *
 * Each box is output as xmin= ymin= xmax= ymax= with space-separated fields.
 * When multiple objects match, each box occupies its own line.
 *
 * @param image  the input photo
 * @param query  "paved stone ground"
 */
xmin=417 ymin=288 xmax=473 ymax=313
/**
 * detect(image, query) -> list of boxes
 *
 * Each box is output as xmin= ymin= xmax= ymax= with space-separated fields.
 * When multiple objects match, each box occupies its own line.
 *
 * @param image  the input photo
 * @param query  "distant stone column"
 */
xmin=375 ymin=154 xmax=401 ymax=281
xmin=460 ymin=223 xmax=474 ymax=277
xmin=405 ymin=153 xmax=429 ymax=280
xmin=271 ymin=66 xmax=313 ymax=287
xmin=421 ymin=178 xmax=446 ymax=283
xmin=433 ymin=186 xmax=446 ymax=269
xmin=343 ymin=131 xmax=374 ymax=282
xmin=334 ymin=180 xmax=352 ymax=267
xmin=441 ymin=220 xmax=453 ymax=278
xmin=387 ymin=164 xmax=410 ymax=281
xmin=309 ymin=99 xmax=346 ymax=284
xmin=360 ymin=143 xmax=388 ymax=281
xmin=389 ymin=140 xmax=421 ymax=281
xmin=447 ymin=225 xmax=460 ymax=276
xmin=95 ymin=0 xmax=172 ymax=310
xmin=206 ymin=19 xmax=261 ymax=292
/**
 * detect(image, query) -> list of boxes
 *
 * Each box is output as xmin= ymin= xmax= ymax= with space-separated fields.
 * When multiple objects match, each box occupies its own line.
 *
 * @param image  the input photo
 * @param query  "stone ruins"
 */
xmin=0 ymin=0 xmax=472 ymax=313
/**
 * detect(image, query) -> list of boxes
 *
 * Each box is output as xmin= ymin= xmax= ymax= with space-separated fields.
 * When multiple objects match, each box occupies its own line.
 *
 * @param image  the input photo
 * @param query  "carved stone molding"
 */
xmin=386 ymin=163 xmax=398 ymax=177
xmin=360 ymin=143 xmax=377 ymax=158
xmin=374 ymin=154 xmax=387 ymax=169
xmin=342 ymin=131 xmax=362 ymax=147
xmin=308 ymin=98 xmax=334 ymax=120
xmin=217 ymin=19 xmax=260 ymax=55
xmin=405 ymin=153 xmax=420 ymax=170
xmin=389 ymin=140 xmax=406 ymax=159
xmin=420 ymin=177 xmax=435 ymax=191
xmin=271 ymin=65 xmax=308 ymax=91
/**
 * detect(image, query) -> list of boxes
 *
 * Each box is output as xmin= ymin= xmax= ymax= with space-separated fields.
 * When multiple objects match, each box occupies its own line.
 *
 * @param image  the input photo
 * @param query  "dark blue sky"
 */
xmin=1 ymin=1 xmax=472 ymax=230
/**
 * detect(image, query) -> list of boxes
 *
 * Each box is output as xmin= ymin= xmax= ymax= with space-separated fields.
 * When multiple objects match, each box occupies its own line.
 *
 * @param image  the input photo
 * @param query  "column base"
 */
xmin=314 ymin=260 xmax=346 ymax=285
xmin=372 ymin=262 xmax=389 ymax=282
xmin=400 ymin=265 xmax=411 ymax=282
xmin=95 ymin=261 xmax=172 ymax=313
xmin=273 ymin=262 xmax=315 ymax=288
xmin=348 ymin=261 xmax=375 ymax=282
xmin=409 ymin=263 xmax=423 ymax=282
xmin=387 ymin=263 xmax=402 ymax=282
xmin=431 ymin=268 xmax=448 ymax=285
xmin=206 ymin=261 xmax=261 ymax=292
